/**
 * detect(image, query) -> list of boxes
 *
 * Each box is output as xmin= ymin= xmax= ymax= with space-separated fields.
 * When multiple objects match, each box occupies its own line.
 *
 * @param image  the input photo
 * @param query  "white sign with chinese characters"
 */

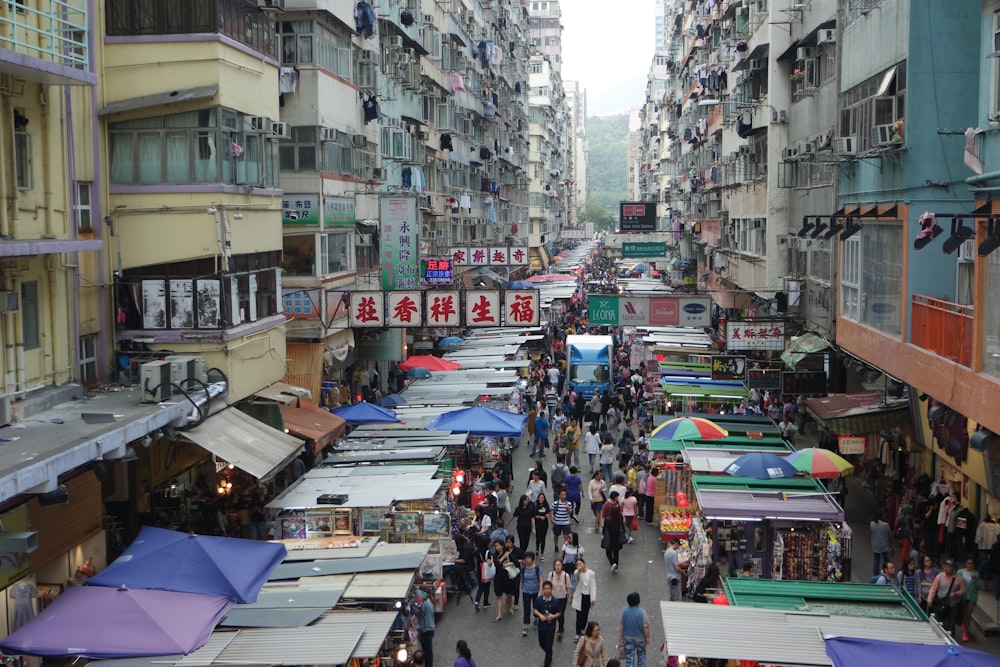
xmin=725 ymin=321 xmax=786 ymax=351
xmin=350 ymin=291 xmax=385 ymax=327
xmin=425 ymin=291 xmax=461 ymax=327
xmin=387 ymin=291 xmax=422 ymax=327
xmin=504 ymin=291 xmax=540 ymax=326
xmin=465 ymin=291 xmax=501 ymax=327
xmin=450 ymin=247 xmax=530 ymax=266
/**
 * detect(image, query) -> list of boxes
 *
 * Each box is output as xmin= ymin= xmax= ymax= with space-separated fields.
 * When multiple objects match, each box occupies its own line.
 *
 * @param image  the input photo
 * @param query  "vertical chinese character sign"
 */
xmin=350 ymin=292 xmax=385 ymax=327
xmin=387 ymin=292 xmax=422 ymax=326
xmin=425 ymin=291 xmax=460 ymax=327
xmin=504 ymin=290 xmax=540 ymax=326
xmin=465 ymin=291 xmax=500 ymax=327
xmin=380 ymin=197 xmax=420 ymax=290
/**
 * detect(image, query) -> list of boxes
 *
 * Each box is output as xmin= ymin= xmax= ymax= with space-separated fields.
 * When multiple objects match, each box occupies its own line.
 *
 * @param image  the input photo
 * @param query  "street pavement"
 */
xmin=431 ymin=427 xmax=1000 ymax=666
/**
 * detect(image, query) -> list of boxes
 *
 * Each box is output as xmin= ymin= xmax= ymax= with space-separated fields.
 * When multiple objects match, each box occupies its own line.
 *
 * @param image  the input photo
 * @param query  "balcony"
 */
xmin=910 ymin=294 xmax=973 ymax=368
xmin=0 ymin=0 xmax=93 ymax=85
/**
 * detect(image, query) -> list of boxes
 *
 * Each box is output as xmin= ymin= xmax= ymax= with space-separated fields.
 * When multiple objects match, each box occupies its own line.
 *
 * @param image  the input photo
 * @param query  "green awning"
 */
xmin=690 ymin=474 xmax=825 ymax=492
xmin=721 ymin=578 xmax=928 ymax=621
xmin=650 ymin=437 xmax=791 ymax=452
xmin=781 ymin=332 xmax=831 ymax=369
xmin=662 ymin=384 xmax=748 ymax=400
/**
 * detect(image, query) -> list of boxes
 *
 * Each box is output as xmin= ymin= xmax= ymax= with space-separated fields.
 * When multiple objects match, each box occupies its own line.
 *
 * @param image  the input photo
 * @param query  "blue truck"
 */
xmin=566 ymin=334 xmax=614 ymax=399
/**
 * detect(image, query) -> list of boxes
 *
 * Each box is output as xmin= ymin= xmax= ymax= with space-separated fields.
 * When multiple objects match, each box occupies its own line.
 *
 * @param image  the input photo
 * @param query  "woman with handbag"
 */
xmin=927 ymin=559 xmax=966 ymax=636
xmin=492 ymin=540 xmax=516 ymax=621
xmin=571 ymin=558 xmax=597 ymax=642
xmin=474 ymin=536 xmax=494 ymax=610
xmin=572 ymin=621 xmax=606 ymax=667
xmin=601 ymin=491 xmax=626 ymax=573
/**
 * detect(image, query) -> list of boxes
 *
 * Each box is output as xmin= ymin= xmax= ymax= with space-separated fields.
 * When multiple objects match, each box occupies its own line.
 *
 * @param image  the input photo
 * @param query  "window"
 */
xmin=75 ymin=182 xmax=93 ymax=232
xmin=380 ymin=127 xmax=414 ymax=161
xmin=839 ymin=222 xmax=903 ymax=335
xmin=321 ymin=232 xmax=353 ymax=275
xmin=79 ymin=335 xmax=98 ymax=385
xmin=840 ymin=62 xmax=906 ymax=152
xmin=279 ymin=126 xmax=318 ymax=171
xmin=105 ymin=0 xmax=276 ymax=59
xmin=279 ymin=20 xmax=351 ymax=77
xmin=982 ymin=248 xmax=1000 ymax=378
xmin=14 ymin=130 xmax=31 ymax=190
xmin=109 ymin=108 xmax=278 ymax=187
xmin=777 ymin=161 xmax=833 ymax=188
xmin=21 ymin=281 xmax=39 ymax=350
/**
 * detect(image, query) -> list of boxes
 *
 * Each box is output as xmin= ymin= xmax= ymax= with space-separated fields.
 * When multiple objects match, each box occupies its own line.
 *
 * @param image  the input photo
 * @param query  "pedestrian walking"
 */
xmin=533 ymin=411 xmax=549 ymax=458
xmin=601 ymin=491 xmax=625 ymax=572
xmin=619 ymin=592 xmax=650 ymax=667
xmin=533 ymin=493 xmax=551 ymax=558
xmin=533 ymin=581 xmax=561 ymax=667
xmin=585 ymin=423 xmax=601 ymax=472
xmin=563 ymin=418 xmax=582 ymax=468
xmin=474 ymin=536 xmax=493 ymax=610
xmin=565 ymin=466 xmax=584 ymax=515
xmin=643 ymin=468 xmax=658 ymax=524
xmin=870 ymin=511 xmax=893 ymax=577
xmin=512 ymin=494 xmax=535 ymax=553
xmin=561 ymin=531 xmax=584 ymax=580
xmin=928 ymin=559 xmax=966 ymax=636
xmin=551 ymin=455 xmax=570 ymax=497
xmin=418 ymin=590 xmax=435 ymax=667
xmin=635 ymin=465 xmax=649 ymax=520
xmin=492 ymin=541 xmax=516 ymax=621
xmin=572 ymin=558 xmax=597 ymax=641
xmin=621 ymin=489 xmax=638 ymax=543
xmin=589 ymin=471 xmax=607 ymax=529
xmin=663 ymin=537 xmax=688 ymax=601
xmin=959 ymin=557 xmax=980 ymax=642
xmin=573 ymin=621 xmax=607 ymax=667
xmin=548 ymin=558 xmax=572 ymax=641
xmin=520 ymin=552 xmax=543 ymax=637
xmin=599 ymin=437 xmax=615 ymax=482
xmin=454 ymin=640 xmax=477 ymax=667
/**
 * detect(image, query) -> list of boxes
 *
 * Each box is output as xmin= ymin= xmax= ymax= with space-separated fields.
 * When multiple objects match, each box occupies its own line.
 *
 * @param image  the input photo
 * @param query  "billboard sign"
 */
xmin=619 ymin=202 xmax=657 ymax=232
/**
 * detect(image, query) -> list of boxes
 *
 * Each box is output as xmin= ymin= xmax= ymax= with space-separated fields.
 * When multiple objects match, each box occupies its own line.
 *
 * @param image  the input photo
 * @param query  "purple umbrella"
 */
xmin=0 ymin=586 xmax=233 ymax=658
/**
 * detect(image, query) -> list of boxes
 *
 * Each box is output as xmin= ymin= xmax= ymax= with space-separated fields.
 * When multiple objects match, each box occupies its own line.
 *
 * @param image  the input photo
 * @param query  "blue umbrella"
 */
xmin=507 ymin=280 xmax=532 ymax=289
xmin=425 ymin=405 xmax=527 ymax=437
xmin=331 ymin=402 xmax=400 ymax=424
xmin=376 ymin=394 xmax=407 ymax=407
xmin=406 ymin=367 xmax=432 ymax=379
xmin=438 ymin=336 xmax=465 ymax=347
xmin=723 ymin=452 xmax=799 ymax=480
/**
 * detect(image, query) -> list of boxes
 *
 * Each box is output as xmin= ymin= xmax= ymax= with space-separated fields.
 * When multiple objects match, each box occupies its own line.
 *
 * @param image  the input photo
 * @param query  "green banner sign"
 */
xmin=622 ymin=242 xmax=666 ymax=258
xmin=324 ymin=196 xmax=355 ymax=227
xmin=282 ymin=194 xmax=320 ymax=226
xmin=587 ymin=295 xmax=619 ymax=325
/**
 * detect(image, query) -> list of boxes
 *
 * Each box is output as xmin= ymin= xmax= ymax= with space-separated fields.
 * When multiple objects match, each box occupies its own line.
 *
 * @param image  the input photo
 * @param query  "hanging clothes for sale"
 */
xmin=354 ymin=1 xmax=377 ymax=38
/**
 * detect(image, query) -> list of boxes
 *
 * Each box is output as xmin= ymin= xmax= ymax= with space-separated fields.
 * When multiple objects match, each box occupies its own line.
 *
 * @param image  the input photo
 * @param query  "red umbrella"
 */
xmin=525 ymin=274 xmax=577 ymax=283
xmin=398 ymin=355 xmax=461 ymax=372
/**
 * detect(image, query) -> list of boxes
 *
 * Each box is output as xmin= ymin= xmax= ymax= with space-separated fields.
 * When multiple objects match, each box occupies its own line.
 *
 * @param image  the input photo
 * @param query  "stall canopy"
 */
xmin=279 ymin=400 xmax=347 ymax=448
xmin=825 ymin=637 xmax=996 ymax=667
xmin=266 ymin=465 xmax=443 ymax=510
xmin=722 ymin=578 xmax=929 ymax=621
xmin=692 ymin=475 xmax=844 ymax=521
xmin=781 ymin=332 xmax=831 ymax=369
xmin=425 ymin=405 xmax=526 ymax=437
xmin=331 ymin=402 xmax=400 ymax=424
xmin=253 ymin=382 xmax=313 ymax=404
xmin=89 ymin=526 xmax=287 ymax=603
xmin=650 ymin=436 xmax=791 ymax=453
xmin=399 ymin=355 xmax=461 ymax=371
xmin=181 ymin=408 xmax=305 ymax=480
xmin=659 ymin=601 xmax=952 ymax=667
xmin=804 ymin=392 xmax=910 ymax=435
xmin=0 ymin=586 xmax=233 ymax=659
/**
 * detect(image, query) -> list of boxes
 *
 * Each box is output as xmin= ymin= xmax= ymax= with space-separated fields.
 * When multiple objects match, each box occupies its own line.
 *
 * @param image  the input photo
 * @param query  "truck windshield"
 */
xmin=570 ymin=364 xmax=610 ymax=384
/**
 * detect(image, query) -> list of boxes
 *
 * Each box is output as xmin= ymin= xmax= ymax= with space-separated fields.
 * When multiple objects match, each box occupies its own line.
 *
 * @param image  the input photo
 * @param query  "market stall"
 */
xmin=691 ymin=475 xmax=848 ymax=581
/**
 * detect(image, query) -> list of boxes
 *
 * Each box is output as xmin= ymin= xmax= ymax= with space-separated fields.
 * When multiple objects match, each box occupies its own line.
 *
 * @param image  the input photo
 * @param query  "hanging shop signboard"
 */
xmin=782 ymin=370 xmax=827 ymax=396
xmin=345 ymin=290 xmax=540 ymax=328
xmin=711 ymin=355 xmax=747 ymax=381
xmin=746 ymin=365 xmax=783 ymax=391
xmin=380 ymin=197 xmax=420 ymax=290
xmin=282 ymin=194 xmax=320 ymax=226
xmin=725 ymin=321 xmax=785 ymax=351
xmin=619 ymin=201 xmax=657 ymax=232
xmin=838 ymin=436 xmax=866 ymax=456
xmin=449 ymin=246 xmax=529 ymax=266
xmin=323 ymin=196 xmax=355 ymax=227
xmin=584 ymin=295 xmax=712 ymax=327
xmin=622 ymin=242 xmax=666 ymax=258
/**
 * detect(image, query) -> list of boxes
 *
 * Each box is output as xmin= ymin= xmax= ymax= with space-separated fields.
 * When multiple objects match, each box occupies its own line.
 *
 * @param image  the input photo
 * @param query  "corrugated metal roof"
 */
xmin=173 ymin=633 xmax=239 ymax=667
xmin=317 ymin=611 xmax=398 ymax=659
xmin=279 ymin=537 xmax=379 ymax=562
xmin=695 ymin=488 xmax=843 ymax=521
xmin=345 ymin=571 xmax=416 ymax=600
xmin=659 ymin=601 xmax=953 ymax=666
xmin=268 ymin=552 xmax=424 ymax=580
xmin=240 ymin=589 xmax=344 ymax=608
xmin=181 ymin=408 xmax=303 ymax=480
xmin=220 ymin=607 xmax=326 ymax=628
xmin=326 ymin=447 xmax=444 ymax=462
xmin=266 ymin=467 xmax=443 ymax=509
xmin=212 ymin=624 xmax=361 ymax=665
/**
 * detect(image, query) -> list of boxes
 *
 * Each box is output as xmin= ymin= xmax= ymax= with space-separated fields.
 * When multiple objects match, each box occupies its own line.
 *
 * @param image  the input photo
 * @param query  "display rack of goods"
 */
xmin=660 ymin=507 xmax=697 ymax=542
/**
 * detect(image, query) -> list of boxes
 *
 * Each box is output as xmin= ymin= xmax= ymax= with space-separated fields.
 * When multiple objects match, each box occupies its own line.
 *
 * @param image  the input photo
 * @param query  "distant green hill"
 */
xmin=586 ymin=114 xmax=629 ymax=214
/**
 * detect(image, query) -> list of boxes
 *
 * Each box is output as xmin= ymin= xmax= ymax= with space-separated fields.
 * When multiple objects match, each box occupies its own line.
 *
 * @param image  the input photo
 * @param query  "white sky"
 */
xmin=560 ymin=0 xmax=657 ymax=113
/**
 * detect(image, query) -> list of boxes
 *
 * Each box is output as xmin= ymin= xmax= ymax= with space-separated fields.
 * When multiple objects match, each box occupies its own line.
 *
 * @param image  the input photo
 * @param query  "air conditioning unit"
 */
xmin=164 ymin=355 xmax=207 ymax=387
xmin=371 ymin=167 xmax=385 ymax=180
xmin=959 ymin=239 xmax=976 ymax=262
xmin=796 ymin=47 xmax=815 ymax=61
xmin=782 ymin=146 xmax=798 ymax=160
xmin=800 ymin=141 xmax=816 ymax=155
xmin=257 ymin=0 xmax=285 ymax=11
xmin=0 ymin=291 xmax=19 ymax=314
xmin=871 ymin=124 xmax=898 ymax=147
xmin=747 ymin=58 xmax=761 ymax=71
xmin=246 ymin=116 xmax=269 ymax=132
xmin=320 ymin=127 xmax=338 ymax=142
xmin=0 ymin=530 xmax=37 ymax=554
xmin=351 ymin=134 xmax=367 ymax=148
xmin=139 ymin=360 xmax=172 ymax=403
xmin=833 ymin=136 xmax=857 ymax=155
xmin=817 ymin=29 xmax=836 ymax=45
xmin=357 ymin=234 xmax=374 ymax=246
xmin=388 ymin=35 xmax=404 ymax=49
xmin=417 ymin=129 xmax=429 ymax=140
xmin=359 ymin=49 xmax=373 ymax=61
xmin=270 ymin=121 xmax=291 ymax=140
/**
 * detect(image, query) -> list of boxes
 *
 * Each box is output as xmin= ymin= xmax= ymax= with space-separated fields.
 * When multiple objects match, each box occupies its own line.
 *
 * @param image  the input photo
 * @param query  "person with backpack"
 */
xmin=551 ymin=455 xmax=570 ymax=496
xmin=520 ymin=551 xmax=544 ymax=637
xmin=871 ymin=561 xmax=896 ymax=585
xmin=551 ymin=488 xmax=576 ymax=554
xmin=618 ymin=427 xmax=635 ymax=470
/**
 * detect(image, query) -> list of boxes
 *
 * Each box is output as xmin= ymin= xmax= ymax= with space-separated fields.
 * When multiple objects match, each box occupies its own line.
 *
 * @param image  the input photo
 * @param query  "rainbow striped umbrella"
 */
xmin=650 ymin=416 xmax=729 ymax=441
xmin=785 ymin=448 xmax=854 ymax=478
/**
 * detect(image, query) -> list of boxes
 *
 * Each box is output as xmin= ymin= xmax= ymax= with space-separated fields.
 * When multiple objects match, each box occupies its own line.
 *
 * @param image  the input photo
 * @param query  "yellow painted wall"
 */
xmin=101 ymin=42 xmax=280 ymax=120
xmin=164 ymin=325 xmax=287 ymax=402
xmin=113 ymin=197 xmax=281 ymax=270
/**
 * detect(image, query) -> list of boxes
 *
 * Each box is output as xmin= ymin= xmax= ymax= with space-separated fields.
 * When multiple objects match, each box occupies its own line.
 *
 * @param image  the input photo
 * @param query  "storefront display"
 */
xmin=659 ymin=507 xmax=697 ymax=543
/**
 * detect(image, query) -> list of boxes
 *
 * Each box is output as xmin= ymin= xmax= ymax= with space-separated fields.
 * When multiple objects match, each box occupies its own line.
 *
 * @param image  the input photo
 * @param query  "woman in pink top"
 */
xmin=643 ymin=468 xmax=658 ymax=524
xmin=621 ymin=489 xmax=638 ymax=543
